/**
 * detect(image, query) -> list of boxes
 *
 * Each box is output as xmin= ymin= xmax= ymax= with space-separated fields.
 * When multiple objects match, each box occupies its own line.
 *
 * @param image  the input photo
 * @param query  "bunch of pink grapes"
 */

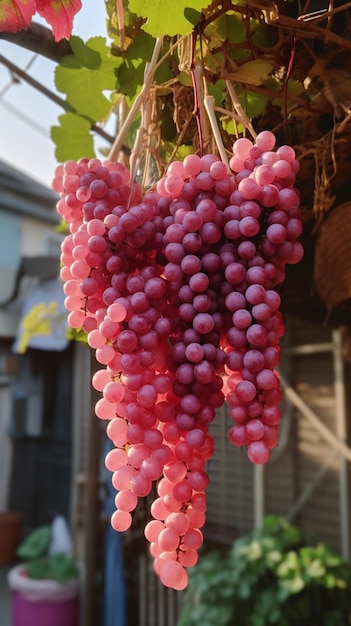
xmin=54 ymin=156 xmax=213 ymax=590
xmin=54 ymin=130 xmax=303 ymax=590
xmin=156 ymin=131 xmax=302 ymax=464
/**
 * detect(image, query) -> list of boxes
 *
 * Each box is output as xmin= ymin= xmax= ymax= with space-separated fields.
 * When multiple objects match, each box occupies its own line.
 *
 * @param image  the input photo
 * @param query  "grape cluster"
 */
xmin=54 ymin=130 xmax=303 ymax=589
xmin=156 ymin=131 xmax=302 ymax=464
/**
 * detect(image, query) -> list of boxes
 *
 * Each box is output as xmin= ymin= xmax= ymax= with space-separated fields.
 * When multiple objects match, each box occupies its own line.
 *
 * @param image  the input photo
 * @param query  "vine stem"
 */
xmin=193 ymin=65 xmax=210 ymax=153
xmin=203 ymin=95 xmax=229 ymax=168
xmin=128 ymin=96 xmax=152 ymax=190
xmin=225 ymin=79 xmax=257 ymax=139
xmin=116 ymin=0 xmax=126 ymax=51
xmin=108 ymin=37 xmax=164 ymax=162
xmin=189 ymin=32 xmax=209 ymax=156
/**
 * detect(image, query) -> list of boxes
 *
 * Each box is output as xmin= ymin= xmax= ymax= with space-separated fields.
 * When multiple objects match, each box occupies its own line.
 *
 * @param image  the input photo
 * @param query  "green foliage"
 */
xmin=17 ymin=525 xmax=79 ymax=583
xmin=17 ymin=526 xmax=51 ymax=561
xmin=27 ymin=553 xmax=79 ymax=583
xmin=205 ymin=12 xmax=246 ymax=46
xmin=117 ymin=31 xmax=156 ymax=99
xmin=67 ymin=327 xmax=89 ymax=344
xmin=177 ymin=517 xmax=351 ymax=626
xmin=51 ymin=112 xmax=95 ymax=162
xmin=55 ymin=36 xmax=119 ymax=120
xmin=49 ymin=2 xmax=306 ymax=164
xmin=52 ymin=36 xmax=120 ymax=160
xmin=128 ymin=0 xmax=209 ymax=37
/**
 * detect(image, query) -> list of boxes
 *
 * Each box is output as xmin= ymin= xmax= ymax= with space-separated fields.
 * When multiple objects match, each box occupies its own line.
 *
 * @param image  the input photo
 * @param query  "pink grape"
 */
xmin=255 ymin=130 xmax=276 ymax=152
xmin=247 ymin=440 xmax=270 ymax=464
xmin=111 ymin=510 xmax=132 ymax=532
xmin=233 ymin=137 xmax=253 ymax=159
xmin=183 ymin=154 xmax=202 ymax=176
xmin=238 ymin=178 xmax=259 ymax=200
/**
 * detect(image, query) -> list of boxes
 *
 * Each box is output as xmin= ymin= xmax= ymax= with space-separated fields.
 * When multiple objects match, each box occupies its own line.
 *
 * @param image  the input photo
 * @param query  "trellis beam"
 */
xmin=280 ymin=375 xmax=351 ymax=464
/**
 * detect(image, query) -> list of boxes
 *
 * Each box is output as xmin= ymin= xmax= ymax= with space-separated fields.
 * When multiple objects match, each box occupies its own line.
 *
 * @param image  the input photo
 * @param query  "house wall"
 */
xmin=0 ymin=170 xmax=65 ymax=525
xmin=206 ymin=404 xmax=254 ymax=540
xmin=274 ymin=318 xmax=347 ymax=554
xmin=0 ymin=210 xmax=61 ymax=337
xmin=0 ymin=209 xmax=22 ymax=327
xmin=21 ymin=216 xmax=61 ymax=256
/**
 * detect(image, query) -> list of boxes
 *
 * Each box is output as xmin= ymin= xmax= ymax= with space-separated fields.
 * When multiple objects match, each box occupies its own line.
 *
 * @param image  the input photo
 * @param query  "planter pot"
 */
xmin=0 ymin=512 xmax=22 ymax=565
xmin=7 ymin=564 xmax=79 ymax=626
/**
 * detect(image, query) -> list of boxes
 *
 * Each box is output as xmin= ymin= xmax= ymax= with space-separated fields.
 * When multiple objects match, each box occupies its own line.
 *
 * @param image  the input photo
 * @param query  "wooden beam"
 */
xmin=0 ymin=22 xmax=71 ymax=61
xmin=280 ymin=374 xmax=351 ymax=464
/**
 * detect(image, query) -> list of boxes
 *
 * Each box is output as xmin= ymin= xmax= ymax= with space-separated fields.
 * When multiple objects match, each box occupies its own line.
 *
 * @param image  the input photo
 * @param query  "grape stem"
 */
xmin=116 ymin=0 xmax=126 ymax=51
xmin=203 ymin=95 xmax=229 ymax=168
xmin=189 ymin=32 xmax=209 ymax=156
xmin=225 ymin=79 xmax=257 ymax=139
xmin=108 ymin=37 xmax=164 ymax=162
xmin=194 ymin=65 xmax=210 ymax=152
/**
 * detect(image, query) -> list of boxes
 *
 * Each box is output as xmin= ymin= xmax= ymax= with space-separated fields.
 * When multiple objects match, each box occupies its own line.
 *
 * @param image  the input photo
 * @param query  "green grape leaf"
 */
xmin=207 ymin=80 xmax=226 ymax=107
xmin=287 ymin=79 xmax=304 ymax=95
xmin=251 ymin=22 xmax=277 ymax=48
xmin=217 ymin=13 xmax=246 ymax=44
xmin=232 ymin=60 xmax=273 ymax=86
xmin=67 ymin=35 xmax=102 ymax=69
xmin=118 ymin=32 xmax=154 ymax=98
xmin=55 ymin=36 xmax=120 ymax=121
xmin=67 ymin=328 xmax=88 ymax=343
xmin=183 ymin=8 xmax=202 ymax=27
xmin=51 ymin=113 xmax=95 ymax=162
xmin=154 ymin=58 xmax=174 ymax=87
xmin=221 ymin=117 xmax=237 ymax=135
xmin=205 ymin=13 xmax=246 ymax=51
xmin=243 ymin=91 xmax=266 ymax=118
xmin=229 ymin=47 xmax=251 ymax=61
xmin=128 ymin=0 xmax=209 ymax=36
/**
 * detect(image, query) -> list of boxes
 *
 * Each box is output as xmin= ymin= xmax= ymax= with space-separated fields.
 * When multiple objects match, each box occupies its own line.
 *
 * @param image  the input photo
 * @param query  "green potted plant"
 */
xmin=7 ymin=519 xmax=80 ymax=626
xmin=177 ymin=516 xmax=351 ymax=626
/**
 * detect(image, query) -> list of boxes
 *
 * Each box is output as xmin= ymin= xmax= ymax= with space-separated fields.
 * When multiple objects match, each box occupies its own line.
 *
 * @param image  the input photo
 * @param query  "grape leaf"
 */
xmin=0 ymin=0 xmax=35 ymax=33
xmin=251 ymin=22 xmax=277 ymax=48
xmin=68 ymin=35 xmax=102 ymax=69
xmin=51 ymin=112 xmax=95 ymax=162
xmin=35 ymin=0 xmax=82 ymax=42
xmin=243 ymin=91 xmax=266 ymax=118
xmin=55 ymin=36 xmax=120 ymax=121
xmin=207 ymin=80 xmax=226 ymax=107
xmin=128 ymin=0 xmax=209 ymax=36
xmin=118 ymin=32 xmax=155 ymax=99
xmin=183 ymin=8 xmax=201 ymax=27
xmin=232 ymin=60 xmax=273 ymax=86
xmin=287 ymin=79 xmax=304 ymax=95
xmin=206 ymin=13 xmax=246 ymax=45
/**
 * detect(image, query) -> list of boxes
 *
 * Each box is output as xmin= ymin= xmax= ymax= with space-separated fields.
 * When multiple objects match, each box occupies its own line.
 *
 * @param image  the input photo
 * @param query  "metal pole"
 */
xmin=253 ymin=464 xmax=265 ymax=528
xmin=332 ymin=329 xmax=350 ymax=560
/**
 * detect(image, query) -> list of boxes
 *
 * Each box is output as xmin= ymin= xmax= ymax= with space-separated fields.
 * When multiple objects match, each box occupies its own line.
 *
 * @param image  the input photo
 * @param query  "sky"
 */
xmin=0 ymin=0 xmax=111 ymax=189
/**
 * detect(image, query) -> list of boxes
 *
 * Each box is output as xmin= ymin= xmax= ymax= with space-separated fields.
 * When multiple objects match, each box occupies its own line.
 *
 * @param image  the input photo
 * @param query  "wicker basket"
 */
xmin=314 ymin=202 xmax=351 ymax=310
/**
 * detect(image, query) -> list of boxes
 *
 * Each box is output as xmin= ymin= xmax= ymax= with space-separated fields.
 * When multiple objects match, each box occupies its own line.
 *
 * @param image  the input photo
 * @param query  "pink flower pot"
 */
xmin=12 ymin=590 xmax=79 ymax=626
xmin=8 ymin=564 xmax=79 ymax=626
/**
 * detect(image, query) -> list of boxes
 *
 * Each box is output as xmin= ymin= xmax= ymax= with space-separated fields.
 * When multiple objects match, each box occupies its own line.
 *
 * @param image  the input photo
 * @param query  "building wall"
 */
xmin=21 ymin=216 xmax=61 ymax=256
